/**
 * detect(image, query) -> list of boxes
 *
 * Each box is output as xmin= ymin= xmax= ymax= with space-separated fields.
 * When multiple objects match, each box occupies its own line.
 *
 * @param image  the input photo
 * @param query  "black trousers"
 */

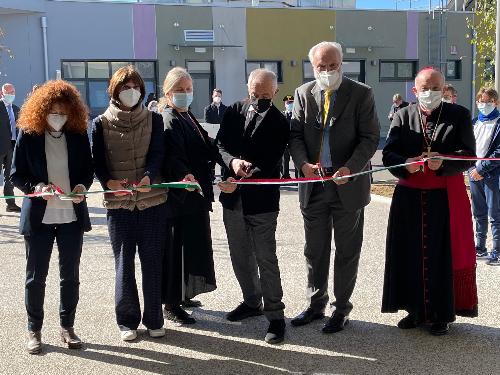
xmin=0 ymin=141 xmax=15 ymax=204
xmin=25 ymin=221 xmax=84 ymax=332
xmin=107 ymin=204 xmax=166 ymax=331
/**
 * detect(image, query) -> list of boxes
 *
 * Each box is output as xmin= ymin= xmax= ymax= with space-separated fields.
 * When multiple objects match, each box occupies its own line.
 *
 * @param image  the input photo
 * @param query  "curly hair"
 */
xmin=17 ymin=80 xmax=89 ymax=135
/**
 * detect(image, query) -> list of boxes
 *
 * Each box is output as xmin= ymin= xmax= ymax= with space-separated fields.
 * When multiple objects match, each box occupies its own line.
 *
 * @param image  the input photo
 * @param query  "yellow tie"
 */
xmin=323 ymin=89 xmax=332 ymax=126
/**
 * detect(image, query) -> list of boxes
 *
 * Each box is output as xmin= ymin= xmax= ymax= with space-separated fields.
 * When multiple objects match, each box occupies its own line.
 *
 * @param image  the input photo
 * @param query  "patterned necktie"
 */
xmin=323 ymin=90 xmax=332 ymax=126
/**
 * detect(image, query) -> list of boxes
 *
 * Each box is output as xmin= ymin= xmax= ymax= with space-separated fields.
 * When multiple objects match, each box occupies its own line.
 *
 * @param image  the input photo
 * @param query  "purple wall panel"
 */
xmin=133 ymin=4 xmax=156 ymax=60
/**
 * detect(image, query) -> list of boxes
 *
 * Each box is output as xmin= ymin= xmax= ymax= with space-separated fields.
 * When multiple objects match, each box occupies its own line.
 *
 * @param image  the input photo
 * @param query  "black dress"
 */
xmin=162 ymin=107 xmax=218 ymax=304
xmin=382 ymin=102 xmax=477 ymax=323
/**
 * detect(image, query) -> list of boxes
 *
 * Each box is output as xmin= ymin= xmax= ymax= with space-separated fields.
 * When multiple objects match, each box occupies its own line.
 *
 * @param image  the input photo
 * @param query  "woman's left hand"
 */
xmin=218 ymin=177 xmax=237 ymax=194
xmin=136 ymin=176 xmax=151 ymax=193
xmin=71 ymin=185 xmax=86 ymax=204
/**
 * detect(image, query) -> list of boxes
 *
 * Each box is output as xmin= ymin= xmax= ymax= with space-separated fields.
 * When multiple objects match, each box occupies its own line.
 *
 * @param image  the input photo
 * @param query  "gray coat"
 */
xmin=289 ymin=76 xmax=380 ymax=211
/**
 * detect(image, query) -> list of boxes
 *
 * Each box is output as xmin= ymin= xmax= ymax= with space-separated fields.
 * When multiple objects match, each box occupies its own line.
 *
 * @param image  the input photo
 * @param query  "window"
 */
xmin=303 ymin=61 xmax=314 ymax=83
xmin=446 ymin=60 xmax=462 ymax=80
xmin=379 ymin=60 xmax=418 ymax=81
xmin=245 ymin=61 xmax=283 ymax=83
xmin=61 ymin=60 xmax=158 ymax=118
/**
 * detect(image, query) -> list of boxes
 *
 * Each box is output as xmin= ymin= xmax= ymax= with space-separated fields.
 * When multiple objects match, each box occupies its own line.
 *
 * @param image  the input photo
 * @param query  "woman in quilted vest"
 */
xmin=92 ymin=66 xmax=167 ymax=342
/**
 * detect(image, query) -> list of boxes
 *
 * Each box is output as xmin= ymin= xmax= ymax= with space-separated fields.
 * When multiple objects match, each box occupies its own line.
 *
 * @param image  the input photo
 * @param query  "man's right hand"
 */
xmin=106 ymin=179 xmax=129 ymax=196
xmin=40 ymin=184 xmax=54 ymax=201
xmin=405 ymin=154 xmax=424 ymax=173
xmin=301 ymin=163 xmax=320 ymax=178
xmin=231 ymin=159 xmax=253 ymax=178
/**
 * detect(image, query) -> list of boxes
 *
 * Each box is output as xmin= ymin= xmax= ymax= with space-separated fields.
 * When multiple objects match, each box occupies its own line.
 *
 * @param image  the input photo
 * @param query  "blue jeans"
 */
xmin=470 ymin=175 xmax=500 ymax=251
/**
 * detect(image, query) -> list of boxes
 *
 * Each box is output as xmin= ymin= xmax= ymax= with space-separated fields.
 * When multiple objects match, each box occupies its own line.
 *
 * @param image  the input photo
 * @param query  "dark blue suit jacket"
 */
xmin=474 ymin=117 xmax=500 ymax=179
xmin=10 ymin=130 xmax=94 ymax=235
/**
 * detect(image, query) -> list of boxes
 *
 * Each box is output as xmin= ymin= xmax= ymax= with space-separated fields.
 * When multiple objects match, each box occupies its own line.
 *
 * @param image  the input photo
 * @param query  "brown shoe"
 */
xmin=27 ymin=331 xmax=42 ymax=354
xmin=60 ymin=327 xmax=82 ymax=349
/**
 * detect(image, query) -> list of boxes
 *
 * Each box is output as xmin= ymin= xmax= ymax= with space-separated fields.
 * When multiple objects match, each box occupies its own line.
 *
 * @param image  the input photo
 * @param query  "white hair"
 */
xmin=247 ymin=68 xmax=278 ymax=90
xmin=308 ymin=41 xmax=343 ymax=64
xmin=2 ymin=83 xmax=14 ymax=92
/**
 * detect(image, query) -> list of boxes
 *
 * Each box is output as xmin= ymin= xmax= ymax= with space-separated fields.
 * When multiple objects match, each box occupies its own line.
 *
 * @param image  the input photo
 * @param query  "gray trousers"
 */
xmin=223 ymin=200 xmax=285 ymax=321
xmin=302 ymin=183 xmax=364 ymax=316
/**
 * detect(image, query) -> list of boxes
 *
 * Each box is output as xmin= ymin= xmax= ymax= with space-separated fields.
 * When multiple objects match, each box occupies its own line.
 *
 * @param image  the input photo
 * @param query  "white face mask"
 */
xmin=314 ymin=69 xmax=342 ymax=91
xmin=417 ymin=90 xmax=443 ymax=111
xmin=119 ymin=88 xmax=141 ymax=108
xmin=3 ymin=94 xmax=15 ymax=105
xmin=442 ymin=98 xmax=453 ymax=104
xmin=477 ymin=102 xmax=496 ymax=117
xmin=213 ymin=96 xmax=222 ymax=104
xmin=47 ymin=114 xmax=67 ymax=131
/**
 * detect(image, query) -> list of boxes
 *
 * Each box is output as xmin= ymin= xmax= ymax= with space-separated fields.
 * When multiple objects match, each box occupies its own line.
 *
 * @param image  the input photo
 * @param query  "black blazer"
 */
xmin=0 ymin=101 xmax=19 ymax=155
xmin=383 ymin=102 xmax=475 ymax=179
xmin=217 ymin=101 xmax=290 ymax=215
xmin=163 ymin=107 xmax=220 ymax=216
xmin=11 ymin=130 xmax=94 ymax=235
xmin=204 ymin=103 xmax=227 ymax=124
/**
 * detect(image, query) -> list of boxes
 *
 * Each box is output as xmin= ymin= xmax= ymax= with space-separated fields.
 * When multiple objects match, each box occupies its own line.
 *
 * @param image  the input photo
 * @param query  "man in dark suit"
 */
xmin=0 ymin=83 xmax=21 ymax=212
xmin=204 ymin=88 xmax=227 ymax=124
xmin=388 ymin=93 xmax=409 ymax=122
xmin=217 ymin=69 xmax=290 ymax=344
xmin=281 ymin=95 xmax=296 ymax=179
xmin=289 ymin=42 xmax=380 ymax=333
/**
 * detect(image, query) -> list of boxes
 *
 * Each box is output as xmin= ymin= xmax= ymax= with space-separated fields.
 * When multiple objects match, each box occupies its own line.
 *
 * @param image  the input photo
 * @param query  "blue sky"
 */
xmin=356 ymin=0 xmax=446 ymax=10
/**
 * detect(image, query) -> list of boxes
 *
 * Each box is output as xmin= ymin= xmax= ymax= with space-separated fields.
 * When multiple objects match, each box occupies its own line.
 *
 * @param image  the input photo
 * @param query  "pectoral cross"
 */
xmin=426 ymin=146 xmax=432 ymax=158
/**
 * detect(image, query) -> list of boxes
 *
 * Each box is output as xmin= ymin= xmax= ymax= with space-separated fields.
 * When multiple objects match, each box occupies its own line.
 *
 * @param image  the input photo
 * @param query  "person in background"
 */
xmin=281 ymin=95 xmax=297 ymax=179
xmin=161 ymin=67 xmax=218 ymax=324
xmin=204 ymin=89 xmax=227 ymax=124
xmin=443 ymin=84 xmax=458 ymax=104
xmin=0 ymin=83 xmax=21 ymax=212
xmin=92 ymin=66 xmax=167 ymax=342
xmin=145 ymin=92 xmax=157 ymax=107
xmin=12 ymin=80 xmax=94 ymax=354
xmin=469 ymin=87 xmax=500 ymax=266
xmin=388 ymin=93 xmax=409 ymax=122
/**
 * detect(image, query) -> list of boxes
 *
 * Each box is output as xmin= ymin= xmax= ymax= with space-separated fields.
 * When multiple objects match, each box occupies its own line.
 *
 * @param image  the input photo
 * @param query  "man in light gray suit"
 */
xmin=289 ymin=41 xmax=380 ymax=333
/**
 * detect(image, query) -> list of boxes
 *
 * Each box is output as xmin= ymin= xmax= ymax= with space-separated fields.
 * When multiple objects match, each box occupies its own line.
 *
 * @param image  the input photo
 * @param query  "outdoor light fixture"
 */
xmin=174 ymin=45 xmax=180 ymax=51
xmin=170 ymin=60 xmax=176 ymax=66
xmin=173 ymin=22 xmax=180 ymax=27
xmin=290 ymin=60 xmax=297 ymax=67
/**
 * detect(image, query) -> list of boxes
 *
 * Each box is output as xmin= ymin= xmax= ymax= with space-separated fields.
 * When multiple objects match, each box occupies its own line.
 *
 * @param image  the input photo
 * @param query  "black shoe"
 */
xmin=265 ymin=319 xmax=285 ymax=345
xmin=181 ymin=299 xmax=202 ymax=308
xmin=164 ymin=305 xmax=196 ymax=324
xmin=430 ymin=322 xmax=449 ymax=336
xmin=290 ymin=307 xmax=324 ymax=327
xmin=397 ymin=314 xmax=419 ymax=329
xmin=6 ymin=204 xmax=21 ymax=213
xmin=322 ymin=312 xmax=349 ymax=334
xmin=60 ymin=327 xmax=83 ymax=349
xmin=226 ymin=302 xmax=263 ymax=322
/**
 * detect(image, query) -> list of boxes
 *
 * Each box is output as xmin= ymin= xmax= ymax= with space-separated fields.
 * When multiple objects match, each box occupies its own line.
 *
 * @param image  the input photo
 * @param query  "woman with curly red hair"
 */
xmin=11 ymin=80 xmax=94 ymax=354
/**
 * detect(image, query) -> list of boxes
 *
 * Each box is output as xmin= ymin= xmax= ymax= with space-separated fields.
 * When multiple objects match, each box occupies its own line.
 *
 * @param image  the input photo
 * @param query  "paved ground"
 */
xmin=0 ymin=185 xmax=498 ymax=375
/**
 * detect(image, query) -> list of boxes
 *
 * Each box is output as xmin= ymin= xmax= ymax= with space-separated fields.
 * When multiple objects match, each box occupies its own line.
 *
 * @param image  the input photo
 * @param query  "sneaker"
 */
xmin=486 ymin=251 xmax=500 ymax=266
xmin=148 ymin=328 xmax=165 ymax=338
xmin=27 ymin=331 xmax=42 ymax=354
xmin=476 ymin=247 xmax=489 ymax=258
xmin=265 ymin=319 xmax=286 ymax=344
xmin=121 ymin=330 xmax=137 ymax=341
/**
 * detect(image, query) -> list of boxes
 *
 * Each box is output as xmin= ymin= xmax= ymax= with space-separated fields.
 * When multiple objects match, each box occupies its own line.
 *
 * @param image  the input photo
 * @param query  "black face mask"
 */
xmin=251 ymin=98 xmax=272 ymax=113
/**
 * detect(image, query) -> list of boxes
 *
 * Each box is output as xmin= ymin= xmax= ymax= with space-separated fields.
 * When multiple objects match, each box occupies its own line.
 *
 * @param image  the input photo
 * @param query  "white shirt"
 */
xmin=474 ymin=115 xmax=500 ymax=161
xmin=42 ymin=131 xmax=77 ymax=225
